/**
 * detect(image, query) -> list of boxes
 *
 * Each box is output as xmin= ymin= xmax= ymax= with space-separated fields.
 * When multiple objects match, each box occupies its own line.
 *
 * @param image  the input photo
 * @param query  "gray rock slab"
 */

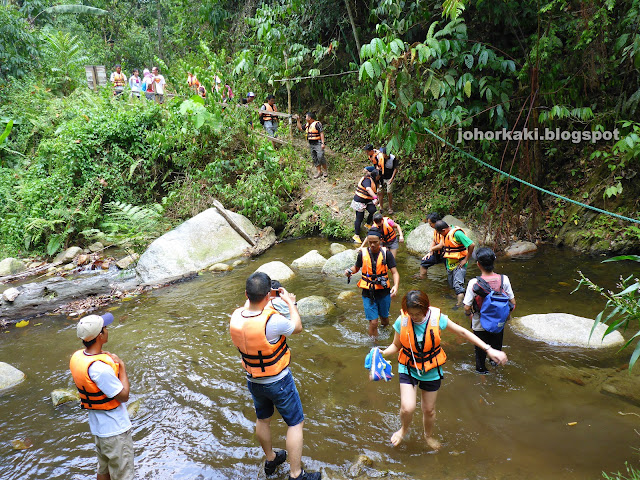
xmin=0 ymin=258 xmax=27 ymax=276
xmin=291 ymin=250 xmax=327 ymax=271
xmin=255 ymin=261 xmax=295 ymax=282
xmin=405 ymin=223 xmax=435 ymax=256
xmin=505 ymin=241 xmax=538 ymax=257
xmin=115 ymin=253 xmax=139 ymax=270
xmin=54 ymin=246 xmax=83 ymax=264
xmin=0 ymin=362 xmax=25 ymax=391
xmin=322 ymin=249 xmax=359 ymax=278
xmin=0 ymin=270 xmax=141 ymax=323
xmin=209 ymin=263 xmax=232 ymax=272
xmin=511 ymin=313 xmax=624 ymax=348
xmin=330 ymin=243 xmax=348 ymax=255
xmin=136 ymin=207 xmax=258 ymax=284
xmin=297 ymin=296 xmax=335 ymax=316
xmin=88 ymin=242 xmax=104 ymax=253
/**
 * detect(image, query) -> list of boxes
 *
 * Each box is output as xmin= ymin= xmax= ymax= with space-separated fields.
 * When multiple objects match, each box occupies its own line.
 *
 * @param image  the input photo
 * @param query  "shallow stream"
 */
xmin=1 ymin=240 xmax=639 ymax=479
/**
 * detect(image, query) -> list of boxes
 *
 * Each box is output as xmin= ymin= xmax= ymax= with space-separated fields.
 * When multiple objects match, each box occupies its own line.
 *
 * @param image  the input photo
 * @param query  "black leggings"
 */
xmin=473 ymin=329 xmax=504 ymax=372
xmin=354 ymin=203 xmax=377 ymax=235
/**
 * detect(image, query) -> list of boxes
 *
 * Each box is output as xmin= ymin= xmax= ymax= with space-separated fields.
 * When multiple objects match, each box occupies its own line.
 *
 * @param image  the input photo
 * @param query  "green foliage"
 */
xmin=575 ymin=256 xmax=640 ymax=370
xmin=0 ymin=5 xmax=40 ymax=81
xmin=603 ymin=462 xmax=640 ymax=480
xmin=42 ymin=31 xmax=89 ymax=95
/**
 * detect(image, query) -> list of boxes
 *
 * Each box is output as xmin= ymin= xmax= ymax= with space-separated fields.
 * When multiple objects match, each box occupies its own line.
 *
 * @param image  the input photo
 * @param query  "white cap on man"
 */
xmin=76 ymin=313 xmax=115 ymax=341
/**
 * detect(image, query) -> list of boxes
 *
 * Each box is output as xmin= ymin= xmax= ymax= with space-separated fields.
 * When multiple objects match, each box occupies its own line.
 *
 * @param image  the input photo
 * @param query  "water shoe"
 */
xmin=265 ymin=449 xmax=287 ymax=476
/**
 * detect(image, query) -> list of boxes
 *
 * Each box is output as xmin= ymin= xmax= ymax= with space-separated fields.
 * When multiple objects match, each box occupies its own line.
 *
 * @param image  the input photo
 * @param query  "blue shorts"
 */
xmin=362 ymin=294 xmax=391 ymax=320
xmin=247 ymin=371 xmax=304 ymax=427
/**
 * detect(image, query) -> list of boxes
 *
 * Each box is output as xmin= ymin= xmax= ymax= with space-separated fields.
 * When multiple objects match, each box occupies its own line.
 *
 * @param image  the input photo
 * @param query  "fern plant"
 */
xmin=42 ymin=31 xmax=88 ymax=95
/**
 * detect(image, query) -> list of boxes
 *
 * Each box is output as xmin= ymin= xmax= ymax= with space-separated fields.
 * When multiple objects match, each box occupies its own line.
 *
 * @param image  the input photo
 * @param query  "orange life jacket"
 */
xmin=442 ymin=227 xmax=467 ymax=260
xmin=433 ymin=230 xmax=444 ymax=246
xmin=112 ymin=72 xmax=125 ymax=88
xmin=69 ymin=350 xmax=122 ymax=411
xmin=229 ymin=306 xmax=291 ymax=378
xmin=187 ymin=74 xmax=200 ymax=88
xmin=397 ymin=307 xmax=447 ymax=376
xmin=355 ymin=176 xmax=377 ymax=201
xmin=306 ymin=121 xmax=321 ymax=142
xmin=262 ymin=103 xmax=277 ymax=122
xmin=369 ymin=150 xmax=385 ymax=176
xmin=378 ymin=217 xmax=397 ymax=245
xmin=357 ymin=247 xmax=390 ymax=290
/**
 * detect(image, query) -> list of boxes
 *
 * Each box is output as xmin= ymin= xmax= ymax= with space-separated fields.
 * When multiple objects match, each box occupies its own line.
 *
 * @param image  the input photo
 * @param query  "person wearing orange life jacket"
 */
xmin=260 ymin=95 xmax=280 ymax=148
xmin=434 ymin=220 xmax=475 ymax=308
xmin=417 ymin=213 xmax=445 ymax=279
xmin=350 ymin=170 xmax=380 ymax=243
xmin=197 ymin=85 xmax=207 ymax=99
xmin=381 ymin=290 xmax=507 ymax=450
xmin=69 ymin=312 xmax=133 ymax=480
xmin=110 ymin=64 xmax=126 ymax=96
xmin=229 ymin=272 xmax=322 ymax=480
xmin=187 ymin=72 xmax=200 ymax=90
xmin=297 ymin=111 xmax=328 ymax=179
xmin=363 ymin=144 xmax=385 ymax=176
xmin=345 ymin=229 xmax=400 ymax=338
xmin=463 ymin=247 xmax=516 ymax=374
xmin=359 ymin=212 xmax=404 ymax=258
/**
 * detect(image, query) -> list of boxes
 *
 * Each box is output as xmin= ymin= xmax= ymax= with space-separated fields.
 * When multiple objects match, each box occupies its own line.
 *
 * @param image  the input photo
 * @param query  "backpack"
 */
xmin=472 ymin=275 xmax=511 ymax=333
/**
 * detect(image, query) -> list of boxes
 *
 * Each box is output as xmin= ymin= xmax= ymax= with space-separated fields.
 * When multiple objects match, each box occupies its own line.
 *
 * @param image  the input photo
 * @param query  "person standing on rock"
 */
xmin=230 ymin=272 xmax=321 ymax=480
xmin=435 ymin=220 xmax=475 ymax=308
xmin=350 ymin=169 xmax=380 ymax=244
xmin=417 ymin=213 xmax=445 ymax=279
xmin=381 ymin=290 xmax=508 ymax=449
xmin=463 ymin=247 xmax=516 ymax=374
xmin=69 ymin=313 xmax=134 ymax=480
xmin=359 ymin=212 xmax=404 ymax=259
xmin=296 ymin=112 xmax=327 ymax=179
xmin=345 ymin=229 xmax=400 ymax=338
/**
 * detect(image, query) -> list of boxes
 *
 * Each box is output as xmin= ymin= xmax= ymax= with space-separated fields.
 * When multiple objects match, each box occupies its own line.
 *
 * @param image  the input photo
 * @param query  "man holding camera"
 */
xmin=230 ymin=272 xmax=321 ymax=480
xmin=345 ymin=229 xmax=400 ymax=338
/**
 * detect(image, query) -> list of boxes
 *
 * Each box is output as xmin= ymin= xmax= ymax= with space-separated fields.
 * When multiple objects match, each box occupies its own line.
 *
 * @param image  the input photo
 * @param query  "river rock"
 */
xmin=88 ymin=242 xmax=104 ymax=253
xmin=291 ymin=250 xmax=327 ymax=270
xmin=405 ymin=222 xmax=435 ymax=256
xmin=51 ymin=388 xmax=80 ymax=406
xmin=505 ymin=241 xmax=537 ymax=257
xmin=255 ymin=261 xmax=295 ymax=282
xmin=54 ymin=246 xmax=82 ymax=264
xmin=136 ymin=207 xmax=259 ymax=284
xmin=0 ymin=258 xmax=27 ymax=276
xmin=601 ymin=376 xmax=640 ymax=407
xmin=127 ymin=398 xmax=142 ymax=418
xmin=322 ymin=249 xmax=359 ymax=278
xmin=330 ymin=243 xmax=348 ymax=255
xmin=64 ymin=263 xmax=76 ymax=271
xmin=232 ymin=260 xmax=244 ymax=268
xmin=116 ymin=253 xmax=139 ymax=270
xmin=337 ymin=290 xmax=358 ymax=302
xmin=511 ymin=313 xmax=625 ymax=348
xmin=209 ymin=263 xmax=232 ymax=272
xmin=347 ymin=454 xmax=374 ymax=478
xmin=3 ymin=287 xmax=20 ymax=302
xmin=297 ymin=296 xmax=335 ymax=316
xmin=0 ymin=362 xmax=25 ymax=391
xmin=442 ymin=215 xmax=478 ymax=243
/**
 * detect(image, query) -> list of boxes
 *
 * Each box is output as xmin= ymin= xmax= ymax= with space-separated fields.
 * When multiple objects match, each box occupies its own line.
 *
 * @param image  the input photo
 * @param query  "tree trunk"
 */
xmin=285 ymin=53 xmax=293 ymax=141
xmin=344 ymin=0 xmax=361 ymax=61
xmin=156 ymin=0 xmax=162 ymax=59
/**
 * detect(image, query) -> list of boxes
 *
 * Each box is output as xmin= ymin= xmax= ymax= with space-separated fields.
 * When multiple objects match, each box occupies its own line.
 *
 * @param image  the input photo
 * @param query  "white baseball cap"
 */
xmin=76 ymin=313 xmax=114 ymax=341
xmin=247 ymin=92 xmax=255 ymax=97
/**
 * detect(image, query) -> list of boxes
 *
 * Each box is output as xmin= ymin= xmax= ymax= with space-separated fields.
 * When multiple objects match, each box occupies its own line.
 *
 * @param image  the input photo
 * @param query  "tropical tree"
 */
xmin=0 ymin=5 xmax=40 ymax=82
xmin=42 ymin=31 xmax=89 ymax=95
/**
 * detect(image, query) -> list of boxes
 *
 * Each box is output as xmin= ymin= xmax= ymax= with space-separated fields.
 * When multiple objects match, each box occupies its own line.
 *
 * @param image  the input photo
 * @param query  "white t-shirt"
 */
xmin=234 ymin=308 xmax=295 ymax=384
xmin=153 ymin=75 xmax=166 ymax=95
xmin=463 ymin=273 xmax=515 ymax=331
xmin=129 ymin=75 xmax=142 ymax=92
xmin=87 ymin=361 xmax=132 ymax=437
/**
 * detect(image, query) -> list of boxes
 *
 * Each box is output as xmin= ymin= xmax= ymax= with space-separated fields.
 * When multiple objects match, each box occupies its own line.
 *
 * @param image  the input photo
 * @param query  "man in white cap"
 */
xmin=69 ymin=313 xmax=133 ymax=480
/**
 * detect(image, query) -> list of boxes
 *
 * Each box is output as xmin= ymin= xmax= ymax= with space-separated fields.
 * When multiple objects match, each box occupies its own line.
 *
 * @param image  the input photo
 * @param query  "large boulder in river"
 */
xmin=511 ymin=313 xmax=624 ymax=348
xmin=406 ymin=223 xmax=435 ymax=256
xmin=0 ymin=362 xmax=25 ymax=391
xmin=0 ymin=258 xmax=26 ymax=276
xmin=505 ymin=241 xmax=537 ymax=257
xmin=136 ymin=207 xmax=258 ymax=284
xmin=291 ymin=250 xmax=327 ymax=271
xmin=255 ymin=261 xmax=295 ymax=282
xmin=54 ymin=246 xmax=82 ymax=264
xmin=330 ymin=243 xmax=348 ymax=255
xmin=322 ymin=249 xmax=359 ymax=278
xmin=297 ymin=296 xmax=335 ymax=316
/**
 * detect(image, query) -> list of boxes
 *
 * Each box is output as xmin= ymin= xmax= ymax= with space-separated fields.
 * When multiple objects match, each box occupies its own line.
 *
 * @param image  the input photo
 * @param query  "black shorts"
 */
xmin=399 ymin=373 xmax=442 ymax=392
xmin=420 ymin=252 xmax=443 ymax=268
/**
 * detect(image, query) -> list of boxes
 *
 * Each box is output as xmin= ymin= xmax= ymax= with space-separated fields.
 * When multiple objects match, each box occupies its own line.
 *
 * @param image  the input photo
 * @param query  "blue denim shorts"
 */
xmin=362 ymin=293 xmax=391 ymax=320
xmin=247 ymin=371 xmax=304 ymax=427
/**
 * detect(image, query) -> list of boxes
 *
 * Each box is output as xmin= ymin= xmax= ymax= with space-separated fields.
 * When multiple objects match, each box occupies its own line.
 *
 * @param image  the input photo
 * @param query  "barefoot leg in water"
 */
xmin=391 ymin=383 xmax=417 ymax=447
xmin=421 ymin=389 xmax=440 ymax=450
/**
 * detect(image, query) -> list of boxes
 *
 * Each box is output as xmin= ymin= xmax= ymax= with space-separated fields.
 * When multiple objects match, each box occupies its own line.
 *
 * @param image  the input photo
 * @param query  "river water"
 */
xmin=1 ymin=240 xmax=639 ymax=479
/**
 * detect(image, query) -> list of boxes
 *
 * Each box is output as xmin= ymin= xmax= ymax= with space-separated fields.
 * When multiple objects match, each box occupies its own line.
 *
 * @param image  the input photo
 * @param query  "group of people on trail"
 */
xmin=187 ymin=72 xmax=234 ymax=102
xmin=110 ymin=65 xmax=166 ymax=103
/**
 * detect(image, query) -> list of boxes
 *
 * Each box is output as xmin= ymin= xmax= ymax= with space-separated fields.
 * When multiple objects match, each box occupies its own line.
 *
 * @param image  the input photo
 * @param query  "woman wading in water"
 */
xmin=382 ymin=290 xmax=508 ymax=449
